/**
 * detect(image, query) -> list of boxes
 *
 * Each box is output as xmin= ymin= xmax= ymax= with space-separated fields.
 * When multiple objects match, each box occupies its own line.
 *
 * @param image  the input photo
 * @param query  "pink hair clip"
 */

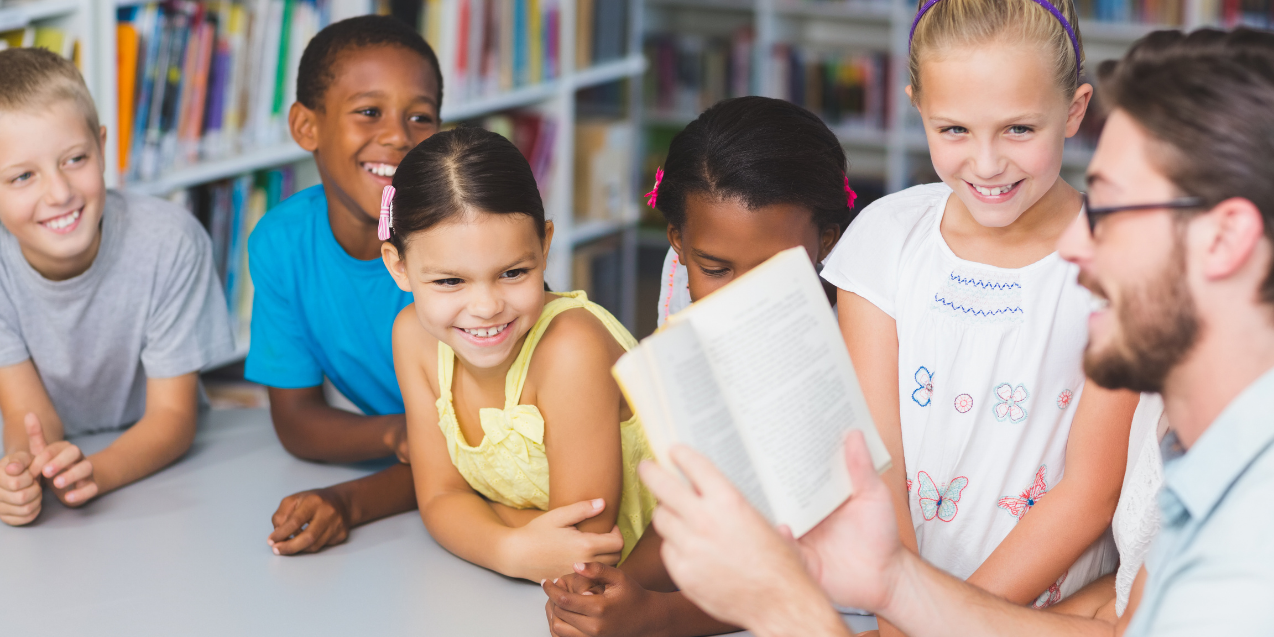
xmin=378 ymin=185 xmax=395 ymax=241
xmin=645 ymin=167 xmax=664 ymax=209
xmin=844 ymin=175 xmax=858 ymax=209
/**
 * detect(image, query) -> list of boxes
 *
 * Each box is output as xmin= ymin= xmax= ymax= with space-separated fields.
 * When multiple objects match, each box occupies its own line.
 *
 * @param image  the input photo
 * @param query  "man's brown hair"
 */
xmin=1099 ymin=28 xmax=1274 ymax=303
xmin=0 ymin=47 xmax=100 ymax=138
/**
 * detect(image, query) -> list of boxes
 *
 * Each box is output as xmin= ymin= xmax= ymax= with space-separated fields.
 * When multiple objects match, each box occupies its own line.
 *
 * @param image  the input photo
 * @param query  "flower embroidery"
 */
xmin=1033 ymin=571 xmax=1067 ymax=609
xmin=912 ymin=367 xmax=934 ymax=407
xmin=992 ymin=383 xmax=1029 ymax=423
xmin=997 ymin=465 xmax=1049 ymax=521
xmin=954 ymin=393 xmax=973 ymax=413
xmin=1057 ymin=389 xmax=1073 ymax=410
xmin=916 ymin=471 xmax=968 ymax=522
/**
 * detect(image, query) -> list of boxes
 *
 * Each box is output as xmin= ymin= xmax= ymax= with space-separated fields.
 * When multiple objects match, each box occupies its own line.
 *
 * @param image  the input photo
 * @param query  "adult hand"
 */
xmin=0 ymin=438 xmax=41 ymax=526
xmin=27 ymin=413 xmax=97 ymax=507
xmin=792 ymin=430 xmax=904 ymax=612
xmin=543 ymin=562 xmax=660 ymax=637
xmin=506 ymin=498 xmax=624 ymax=583
xmin=269 ymin=488 xmax=352 ymax=555
xmin=639 ymin=445 xmax=841 ymax=635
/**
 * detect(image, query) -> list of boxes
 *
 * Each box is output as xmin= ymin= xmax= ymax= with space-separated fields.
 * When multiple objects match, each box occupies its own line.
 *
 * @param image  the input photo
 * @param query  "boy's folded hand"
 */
xmin=544 ymin=563 xmax=658 ymax=637
xmin=25 ymin=413 xmax=98 ymax=508
xmin=508 ymin=498 xmax=625 ymax=583
xmin=268 ymin=488 xmax=351 ymax=555
xmin=0 ymin=449 xmax=41 ymax=526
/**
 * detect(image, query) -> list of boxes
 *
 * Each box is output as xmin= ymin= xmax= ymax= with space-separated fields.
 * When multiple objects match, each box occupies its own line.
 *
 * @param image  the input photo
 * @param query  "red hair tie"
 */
xmin=645 ymin=167 xmax=664 ymax=208
xmin=844 ymin=176 xmax=858 ymax=209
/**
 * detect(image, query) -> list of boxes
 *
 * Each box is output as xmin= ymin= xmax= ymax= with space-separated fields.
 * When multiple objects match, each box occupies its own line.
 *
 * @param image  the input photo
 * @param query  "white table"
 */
xmin=0 ymin=409 xmax=876 ymax=635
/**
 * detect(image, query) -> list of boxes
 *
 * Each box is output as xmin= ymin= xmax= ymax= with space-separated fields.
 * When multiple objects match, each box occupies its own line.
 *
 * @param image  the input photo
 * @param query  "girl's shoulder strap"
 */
xmin=504 ymin=291 xmax=638 ymax=404
xmin=437 ymin=340 xmax=457 ymax=401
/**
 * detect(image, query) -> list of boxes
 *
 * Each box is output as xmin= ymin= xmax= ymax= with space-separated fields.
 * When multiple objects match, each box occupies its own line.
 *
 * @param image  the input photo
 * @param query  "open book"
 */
xmin=614 ymin=247 xmax=891 ymax=538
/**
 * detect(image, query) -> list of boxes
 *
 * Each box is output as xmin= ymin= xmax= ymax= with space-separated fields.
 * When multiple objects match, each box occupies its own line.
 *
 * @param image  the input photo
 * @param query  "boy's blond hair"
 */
xmin=0 ymin=48 xmax=100 ymax=137
xmin=908 ymin=0 xmax=1085 ymax=98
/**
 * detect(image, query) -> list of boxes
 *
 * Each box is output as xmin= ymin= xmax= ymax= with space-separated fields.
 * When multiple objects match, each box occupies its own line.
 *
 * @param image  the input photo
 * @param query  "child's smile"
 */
xmin=456 ymin=320 xmax=516 ymax=347
xmin=38 ymin=206 xmax=84 ymax=234
xmin=965 ymin=179 xmax=1024 ymax=204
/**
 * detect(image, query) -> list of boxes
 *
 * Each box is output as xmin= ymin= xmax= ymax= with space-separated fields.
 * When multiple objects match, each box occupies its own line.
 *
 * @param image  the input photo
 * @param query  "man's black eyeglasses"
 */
xmin=1082 ymin=193 xmax=1206 ymax=236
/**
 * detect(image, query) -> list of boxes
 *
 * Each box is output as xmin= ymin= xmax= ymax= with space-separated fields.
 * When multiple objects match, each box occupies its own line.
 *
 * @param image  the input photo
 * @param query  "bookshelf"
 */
xmin=1 ymin=0 xmax=649 ymax=368
xmin=642 ymin=0 xmax=1244 ymax=197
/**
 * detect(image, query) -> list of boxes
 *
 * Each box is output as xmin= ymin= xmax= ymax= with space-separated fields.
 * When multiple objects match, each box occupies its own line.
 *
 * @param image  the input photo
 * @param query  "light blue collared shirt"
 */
xmin=1125 ymin=366 xmax=1274 ymax=635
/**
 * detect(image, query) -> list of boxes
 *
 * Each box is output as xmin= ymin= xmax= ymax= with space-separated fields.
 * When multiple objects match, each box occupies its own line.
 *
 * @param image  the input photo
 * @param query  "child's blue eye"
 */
xmin=939 ymin=126 xmax=968 ymax=135
xmin=433 ymin=278 xmax=463 ymax=287
xmin=66 ymin=154 xmax=88 ymax=166
xmin=501 ymin=269 xmax=527 ymax=280
xmin=1008 ymin=125 xmax=1033 ymax=135
xmin=11 ymin=171 xmax=33 ymax=183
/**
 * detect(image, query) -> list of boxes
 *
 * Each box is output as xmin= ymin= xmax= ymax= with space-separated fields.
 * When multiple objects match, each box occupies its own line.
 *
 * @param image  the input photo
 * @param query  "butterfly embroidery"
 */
xmin=993 ymin=383 xmax=1029 ymax=423
xmin=916 ymin=471 xmax=968 ymax=522
xmin=912 ymin=367 xmax=934 ymax=407
xmin=1033 ymin=571 xmax=1067 ymax=609
xmin=997 ymin=465 xmax=1049 ymax=521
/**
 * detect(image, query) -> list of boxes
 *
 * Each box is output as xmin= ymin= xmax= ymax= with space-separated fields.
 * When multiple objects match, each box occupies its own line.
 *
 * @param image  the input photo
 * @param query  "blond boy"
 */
xmin=0 ymin=48 xmax=234 ymax=525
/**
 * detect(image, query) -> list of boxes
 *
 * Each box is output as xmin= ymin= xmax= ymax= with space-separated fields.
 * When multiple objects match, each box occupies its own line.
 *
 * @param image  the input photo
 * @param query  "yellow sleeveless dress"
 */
xmin=435 ymin=291 xmax=656 ymax=562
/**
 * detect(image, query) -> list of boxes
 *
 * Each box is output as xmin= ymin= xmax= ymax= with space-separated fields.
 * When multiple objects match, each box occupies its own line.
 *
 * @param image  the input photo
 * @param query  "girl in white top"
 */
xmin=820 ymin=0 xmax=1143 ymax=626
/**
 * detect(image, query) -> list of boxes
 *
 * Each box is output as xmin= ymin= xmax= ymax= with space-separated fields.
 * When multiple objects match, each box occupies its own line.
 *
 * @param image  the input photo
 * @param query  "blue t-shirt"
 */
xmin=245 ymin=185 xmax=412 ymax=416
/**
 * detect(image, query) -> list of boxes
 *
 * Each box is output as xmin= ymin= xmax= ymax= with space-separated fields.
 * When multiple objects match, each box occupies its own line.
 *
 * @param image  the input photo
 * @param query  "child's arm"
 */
xmin=1047 ymin=573 xmax=1116 ymax=621
xmin=267 ymin=386 xmax=409 ymax=463
xmin=268 ymin=463 xmax=417 ymax=555
xmin=396 ymin=309 xmax=623 ymax=582
xmin=838 ymin=290 xmax=915 ymax=637
xmin=966 ymin=383 xmax=1138 ymax=604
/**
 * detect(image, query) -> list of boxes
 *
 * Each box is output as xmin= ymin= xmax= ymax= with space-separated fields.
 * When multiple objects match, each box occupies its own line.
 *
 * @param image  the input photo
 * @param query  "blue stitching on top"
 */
xmin=948 ymin=273 xmax=1023 ymax=290
xmin=933 ymin=294 xmax=1024 ymax=317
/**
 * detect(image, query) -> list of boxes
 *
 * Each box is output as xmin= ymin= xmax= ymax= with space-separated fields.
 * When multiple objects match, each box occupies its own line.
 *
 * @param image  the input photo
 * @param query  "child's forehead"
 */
xmin=916 ymin=42 xmax=1064 ymax=113
xmin=324 ymin=45 xmax=439 ymax=104
xmin=0 ymin=102 xmax=97 ymax=159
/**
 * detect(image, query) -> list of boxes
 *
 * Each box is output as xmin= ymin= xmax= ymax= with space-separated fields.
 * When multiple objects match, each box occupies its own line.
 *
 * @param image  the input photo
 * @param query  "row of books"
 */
xmin=419 ymin=0 xmax=629 ymax=104
xmin=1077 ymin=0 xmax=1188 ymax=24
xmin=770 ymin=46 xmax=890 ymax=132
xmin=116 ymin=1 xmax=365 ymax=181
xmin=0 ymin=24 xmax=79 ymax=61
xmin=171 ymin=167 xmax=297 ymax=343
xmin=645 ymin=29 xmax=756 ymax=117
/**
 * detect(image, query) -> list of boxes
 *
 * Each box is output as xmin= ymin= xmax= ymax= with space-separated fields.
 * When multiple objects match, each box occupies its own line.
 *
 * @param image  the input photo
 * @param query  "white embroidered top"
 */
xmin=1113 ymin=393 xmax=1166 ymax=616
xmin=656 ymin=248 xmax=692 ymax=328
xmin=821 ymin=183 xmax=1117 ymax=605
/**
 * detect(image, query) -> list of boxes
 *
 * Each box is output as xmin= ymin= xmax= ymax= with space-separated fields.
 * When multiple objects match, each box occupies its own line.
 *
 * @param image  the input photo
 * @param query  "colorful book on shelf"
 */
xmin=117 ymin=21 xmax=140 ymax=172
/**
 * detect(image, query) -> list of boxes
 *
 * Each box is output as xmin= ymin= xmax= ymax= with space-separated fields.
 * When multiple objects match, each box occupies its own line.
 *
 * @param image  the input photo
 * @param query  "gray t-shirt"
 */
xmin=0 ymin=190 xmax=235 ymax=437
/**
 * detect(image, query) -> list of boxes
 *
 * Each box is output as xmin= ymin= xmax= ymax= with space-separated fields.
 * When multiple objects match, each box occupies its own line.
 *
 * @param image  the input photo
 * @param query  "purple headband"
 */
xmin=908 ymin=0 xmax=1082 ymax=82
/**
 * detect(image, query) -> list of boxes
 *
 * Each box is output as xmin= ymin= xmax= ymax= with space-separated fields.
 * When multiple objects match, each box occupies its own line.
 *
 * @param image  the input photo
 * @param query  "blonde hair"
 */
xmin=0 ymin=48 xmax=100 ymax=138
xmin=908 ymin=0 xmax=1085 ymax=99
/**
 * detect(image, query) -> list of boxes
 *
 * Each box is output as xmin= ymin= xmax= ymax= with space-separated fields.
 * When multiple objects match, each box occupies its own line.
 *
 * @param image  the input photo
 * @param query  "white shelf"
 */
xmin=775 ymin=1 xmax=892 ymax=23
xmin=572 ymin=218 xmax=635 ymax=246
xmin=123 ymin=143 xmax=311 ymax=196
xmin=0 ymin=0 xmax=79 ymax=30
xmin=647 ymin=0 xmax=755 ymax=12
xmin=572 ymin=54 xmax=648 ymax=90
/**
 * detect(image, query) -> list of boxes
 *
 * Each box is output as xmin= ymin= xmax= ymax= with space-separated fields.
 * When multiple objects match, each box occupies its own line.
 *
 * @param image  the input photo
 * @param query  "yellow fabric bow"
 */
xmin=479 ymin=405 xmax=545 ymax=462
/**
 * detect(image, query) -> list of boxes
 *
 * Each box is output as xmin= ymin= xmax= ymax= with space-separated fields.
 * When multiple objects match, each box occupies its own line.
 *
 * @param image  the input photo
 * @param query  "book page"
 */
xmin=674 ymin=248 xmax=891 ymax=537
xmin=614 ymin=322 xmax=773 ymax=520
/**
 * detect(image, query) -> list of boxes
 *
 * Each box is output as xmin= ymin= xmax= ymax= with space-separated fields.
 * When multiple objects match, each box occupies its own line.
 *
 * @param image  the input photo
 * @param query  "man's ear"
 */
xmin=289 ymin=102 xmax=320 ymax=152
xmin=667 ymin=224 xmax=684 ymax=261
xmin=1198 ymin=197 xmax=1268 ymax=284
xmin=817 ymin=225 xmax=842 ymax=263
xmin=382 ymin=241 xmax=412 ymax=293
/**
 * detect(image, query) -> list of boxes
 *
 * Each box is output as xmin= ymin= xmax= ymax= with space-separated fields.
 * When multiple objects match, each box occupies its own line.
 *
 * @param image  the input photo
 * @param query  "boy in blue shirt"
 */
xmin=247 ymin=16 xmax=443 ymax=554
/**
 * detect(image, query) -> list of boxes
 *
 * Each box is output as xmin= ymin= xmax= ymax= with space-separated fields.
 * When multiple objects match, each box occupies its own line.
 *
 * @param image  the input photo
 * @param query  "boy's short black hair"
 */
xmin=297 ymin=14 xmax=444 ymax=112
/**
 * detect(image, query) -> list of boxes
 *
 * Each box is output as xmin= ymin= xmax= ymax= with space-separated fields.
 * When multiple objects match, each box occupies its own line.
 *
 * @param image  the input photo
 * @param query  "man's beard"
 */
xmin=1084 ymin=240 xmax=1200 ymax=393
